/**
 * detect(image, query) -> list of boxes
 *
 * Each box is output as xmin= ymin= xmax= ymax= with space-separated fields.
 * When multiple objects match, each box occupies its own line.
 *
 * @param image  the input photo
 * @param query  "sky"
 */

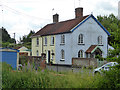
xmin=0 ymin=0 xmax=119 ymax=42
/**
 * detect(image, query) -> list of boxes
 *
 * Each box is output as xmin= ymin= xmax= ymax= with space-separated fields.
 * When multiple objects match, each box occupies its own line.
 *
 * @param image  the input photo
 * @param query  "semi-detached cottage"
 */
xmin=31 ymin=7 xmax=110 ymax=65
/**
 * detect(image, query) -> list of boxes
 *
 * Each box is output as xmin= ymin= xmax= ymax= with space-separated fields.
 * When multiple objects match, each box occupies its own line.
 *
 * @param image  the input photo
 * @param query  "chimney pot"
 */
xmin=75 ymin=7 xmax=83 ymax=18
xmin=53 ymin=14 xmax=59 ymax=23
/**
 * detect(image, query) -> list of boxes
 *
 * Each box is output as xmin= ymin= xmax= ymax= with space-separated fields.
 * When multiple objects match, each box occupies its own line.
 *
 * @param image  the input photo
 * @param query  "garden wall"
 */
xmin=72 ymin=58 xmax=107 ymax=68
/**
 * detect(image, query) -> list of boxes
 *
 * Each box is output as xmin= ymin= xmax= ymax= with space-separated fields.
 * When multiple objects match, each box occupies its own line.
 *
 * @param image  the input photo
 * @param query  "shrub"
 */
xmin=97 ymin=64 xmax=120 ymax=88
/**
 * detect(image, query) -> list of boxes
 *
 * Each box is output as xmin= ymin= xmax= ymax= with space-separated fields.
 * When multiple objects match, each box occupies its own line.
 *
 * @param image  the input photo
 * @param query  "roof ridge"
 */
xmin=48 ymin=15 xmax=89 ymax=25
xmin=31 ymin=15 xmax=90 ymax=37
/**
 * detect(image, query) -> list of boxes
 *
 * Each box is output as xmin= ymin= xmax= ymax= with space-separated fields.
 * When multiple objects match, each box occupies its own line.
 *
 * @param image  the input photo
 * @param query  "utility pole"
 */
xmin=13 ymin=33 xmax=16 ymax=45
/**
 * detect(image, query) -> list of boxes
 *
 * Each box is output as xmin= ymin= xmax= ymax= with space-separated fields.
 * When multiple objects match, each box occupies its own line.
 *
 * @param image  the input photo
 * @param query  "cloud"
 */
xmin=94 ymin=0 xmax=118 ymax=16
xmin=97 ymin=1 xmax=115 ymax=11
xmin=0 ymin=0 xmax=119 ymax=42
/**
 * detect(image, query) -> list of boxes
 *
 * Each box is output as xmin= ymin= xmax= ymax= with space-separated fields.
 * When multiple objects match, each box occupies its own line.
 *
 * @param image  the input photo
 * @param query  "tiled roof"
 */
xmin=86 ymin=45 xmax=97 ymax=53
xmin=32 ymin=15 xmax=89 ymax=36
xmin=14 ymin=46 xmax=22 ymax=50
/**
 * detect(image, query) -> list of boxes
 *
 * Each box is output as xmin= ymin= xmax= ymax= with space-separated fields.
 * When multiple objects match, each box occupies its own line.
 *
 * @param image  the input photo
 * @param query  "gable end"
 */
xmin=91 ymin=14 xmax=110 ymax=36
xmin=71 ymin=14 xmax=110 ymax=36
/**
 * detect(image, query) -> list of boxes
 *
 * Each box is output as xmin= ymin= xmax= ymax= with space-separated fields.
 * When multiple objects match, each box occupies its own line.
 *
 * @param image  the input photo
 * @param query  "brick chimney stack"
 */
xmin=75 ymin=7 xmax=83 ymax=18
xmin=53 ymin=14 xmax=59 ymax=23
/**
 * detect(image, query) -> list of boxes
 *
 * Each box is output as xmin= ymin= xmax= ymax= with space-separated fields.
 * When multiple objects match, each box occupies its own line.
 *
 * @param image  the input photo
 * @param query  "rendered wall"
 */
xmin=55 ymin=17 xmax=108 ymax=65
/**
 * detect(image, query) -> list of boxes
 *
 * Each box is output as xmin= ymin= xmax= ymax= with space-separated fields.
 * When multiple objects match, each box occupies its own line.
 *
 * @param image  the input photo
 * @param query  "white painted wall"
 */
xmin=55 ymin=17 xmax=108 ymax=65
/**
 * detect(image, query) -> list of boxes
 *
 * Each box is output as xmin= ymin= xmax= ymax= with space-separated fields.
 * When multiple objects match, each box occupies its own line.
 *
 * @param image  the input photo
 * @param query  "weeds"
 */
xmin=2 ymin=62 xmax=120 ymax=88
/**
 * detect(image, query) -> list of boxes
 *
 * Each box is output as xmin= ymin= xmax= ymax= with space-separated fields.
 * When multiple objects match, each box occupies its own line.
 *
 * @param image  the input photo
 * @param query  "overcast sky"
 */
xmin=0 ymin=0 xmax=119 ymax=42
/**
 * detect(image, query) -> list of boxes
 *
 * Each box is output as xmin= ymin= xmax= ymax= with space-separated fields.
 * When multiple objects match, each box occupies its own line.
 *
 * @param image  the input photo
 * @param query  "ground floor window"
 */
xmin=78 ymin=50 xmax=84 ymax=58
xmin=61 ymin=49 xmax=65 ymax=60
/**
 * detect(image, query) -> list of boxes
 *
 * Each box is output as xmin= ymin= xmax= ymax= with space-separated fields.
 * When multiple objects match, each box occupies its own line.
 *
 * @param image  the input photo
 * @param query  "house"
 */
xmin=14 ymin=46 xmax=31 ymax=56
xmin=31 ymin=7 xmax=110 ymax=65
xmin=0 ymin=48 xmax=19 ymax=69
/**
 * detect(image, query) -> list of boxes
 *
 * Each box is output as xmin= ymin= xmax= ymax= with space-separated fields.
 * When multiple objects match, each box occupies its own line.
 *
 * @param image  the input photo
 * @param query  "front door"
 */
xmin=48 ymin=51 xmax=50 ymax=63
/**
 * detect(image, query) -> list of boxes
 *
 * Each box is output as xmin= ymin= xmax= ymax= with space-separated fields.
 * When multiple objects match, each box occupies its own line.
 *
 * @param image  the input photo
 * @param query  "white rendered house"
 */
xmin=32 ymin=7 xmax=110 ymax=65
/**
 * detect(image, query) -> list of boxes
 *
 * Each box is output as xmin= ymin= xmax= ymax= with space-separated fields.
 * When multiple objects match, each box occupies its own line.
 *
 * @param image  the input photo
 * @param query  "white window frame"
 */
xmin=61 ymin=35 xmax=65 ymax=44
xmin=44 ymin=37 xmax=47 ymax=46
xmin=78 ymin=34 xmax=84 ymax=44
xmin=36 ymin=37 xmax=39 ymax=46
xmin=36 ymin=50 xmax=39 ymax=56
xmin=51 ymin=36 xmax=54 ymax=45
xmin=98 ymin=36 xmax=103 ymax=45
xmin=51 ymin=50 xmax=54 ymax=60
xmin=61 ymin=49 xmax=65 ymax=60
xmin=78 ymin=50 xmax=84 ymax=58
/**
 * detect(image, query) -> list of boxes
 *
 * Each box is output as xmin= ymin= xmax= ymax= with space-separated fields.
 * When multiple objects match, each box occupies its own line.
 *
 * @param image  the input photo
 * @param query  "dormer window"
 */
xmin=61 ymin=35 xmax=65 ymax=44
xmin=98 ymin=36 xmax=102 ymax=45
xmin=78 ymin=34 xmax=84 ymax=44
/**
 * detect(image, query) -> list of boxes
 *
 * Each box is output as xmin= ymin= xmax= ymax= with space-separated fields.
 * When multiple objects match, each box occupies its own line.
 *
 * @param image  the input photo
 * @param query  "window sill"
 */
xmin=98 ymin=44 xmax=104 ymax=46
xmin=36 ymin=45 xmax=39 ymax=47
xmin=60 ymin=59 xmax=65 ymax=61
xmin=78 ymin=43 xmax=85 ymax=45
xmin=50 ymin=44 xmax=54 ymax=46
xmin=44 ymin=45 xmax=47 ymax=46
xmin=60 ymin=43 xmax=65 ymax=45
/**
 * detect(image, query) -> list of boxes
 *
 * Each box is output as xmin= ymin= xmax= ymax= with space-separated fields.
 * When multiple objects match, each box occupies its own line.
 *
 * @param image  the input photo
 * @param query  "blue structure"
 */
xmin=0 ymin=48 xmax=19 ymax=69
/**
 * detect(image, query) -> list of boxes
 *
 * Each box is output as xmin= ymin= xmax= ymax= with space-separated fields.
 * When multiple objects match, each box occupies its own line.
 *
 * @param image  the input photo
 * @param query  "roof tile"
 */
xmin=86 ymin=45 xmax=97 ymax=53
xmin=33 ymin=15 xmax=89 ymax=36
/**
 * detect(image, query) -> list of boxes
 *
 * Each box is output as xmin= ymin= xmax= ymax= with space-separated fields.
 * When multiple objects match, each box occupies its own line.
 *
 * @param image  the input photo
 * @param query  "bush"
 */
xmin=97 ymin=64 xmax=120 ymax=88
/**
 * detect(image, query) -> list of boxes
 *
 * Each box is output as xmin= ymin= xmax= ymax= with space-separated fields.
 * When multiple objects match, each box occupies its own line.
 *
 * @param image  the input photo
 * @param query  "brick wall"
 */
xmin=72 ymin=58 xmax=97 ymax=67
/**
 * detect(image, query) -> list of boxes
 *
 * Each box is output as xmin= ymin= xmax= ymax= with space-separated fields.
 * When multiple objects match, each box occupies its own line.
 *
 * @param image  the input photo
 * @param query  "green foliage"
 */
xmin=95 ymin=55 xmax=104 ymax=61
xmin=2 ymin=62 xmax=120 ymax=88
xmin=97 ymin=65 xmax=120 ymax=88
xmin=2 ymin=63 xmax=103 ymax=88
xmin=21 ymin=30 xmax=35 ymax=44
xmin=97 ymin=14 xmax=120 ymax=47
xmin=0 ymin=27 xmax=16 ymax=43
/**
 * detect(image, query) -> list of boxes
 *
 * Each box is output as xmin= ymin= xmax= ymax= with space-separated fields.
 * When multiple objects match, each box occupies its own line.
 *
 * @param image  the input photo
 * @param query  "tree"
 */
xmin=0 ymin=27 xmax=16 ymax=43
xmin=97 ymin=14 xmax=120 ymax=48
xmin=21 ymin=30 xmax=35 ymax=44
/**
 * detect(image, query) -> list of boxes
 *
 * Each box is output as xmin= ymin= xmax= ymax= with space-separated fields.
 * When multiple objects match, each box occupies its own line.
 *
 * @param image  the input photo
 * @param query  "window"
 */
xmin=51 ymin=36 xmax=54 ymax=45
xmin=61 ymin=49 xmax=65 ymax=60
xmin=98 ymin=36 xmax=102 ymax=45
xmin=78 ymin=34 xmax=84 ymax=44
xmin=78 ymin=50 xmax=84 ymax=58
xmin=51 ymin=50 xmax=54 ymax=60
xmin=44 ymin=37 xmax=47 ymax=45
xmin=36 ymin=37 xmax=39 ymax=46
xmin=36 ymin=50 xmax=39 ymax=56
xmin=61 ymin=35 xmax=65 ymax=44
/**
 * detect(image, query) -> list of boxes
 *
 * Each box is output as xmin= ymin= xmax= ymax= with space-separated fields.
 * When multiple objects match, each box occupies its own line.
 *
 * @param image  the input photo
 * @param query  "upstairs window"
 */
xmin=61 ymin=49 xmax=65 ymax=60
xmin=36 ymin=37 xmax=39 ymax=46
xmin=78 ymin=50 xmax=84 ymax=58
xmin=44 ymin=37 xmax=47 ymax=45
xmin=61 ymin=35 xmax=65 ymax=44
xmin=98 ymin=36 xmax=102 ymax=45
xmin=51 ymin=36 xmax=54 ymax=45
xmin=78 ymin=34 xmax=84 ymax=44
